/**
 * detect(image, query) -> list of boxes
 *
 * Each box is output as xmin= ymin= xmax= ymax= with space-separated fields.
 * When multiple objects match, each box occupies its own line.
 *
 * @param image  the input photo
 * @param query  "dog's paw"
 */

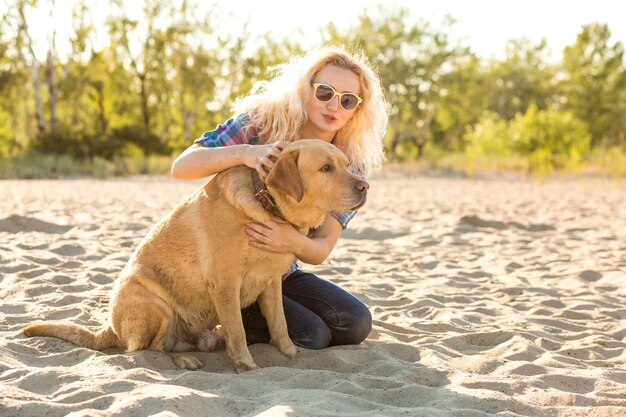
xmin=279 ymin=341 xmax=298 ymax=359
xmin=272 ymin=338 xmax=298 ymax=359
xmin=234 ymin=359 xmax=259 ymax=373
xmin=173 ymin=354 xmax=203 ymax=370
xmin=197 ymin=329 xmax=222 ymax=352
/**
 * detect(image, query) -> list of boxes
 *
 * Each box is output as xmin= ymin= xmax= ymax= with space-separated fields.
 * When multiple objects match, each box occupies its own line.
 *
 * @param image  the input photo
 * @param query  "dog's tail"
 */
xmin=23 ymin=322 xmax=120 ymax=351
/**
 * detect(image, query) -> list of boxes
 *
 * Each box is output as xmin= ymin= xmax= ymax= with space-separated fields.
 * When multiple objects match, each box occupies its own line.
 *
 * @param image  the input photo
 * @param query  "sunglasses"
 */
xmin=312 ymin=83 xmax=363 ymax=111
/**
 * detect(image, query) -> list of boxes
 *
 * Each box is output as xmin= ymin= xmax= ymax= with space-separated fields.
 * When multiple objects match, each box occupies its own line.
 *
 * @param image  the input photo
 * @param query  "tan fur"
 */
xmin=22 ymin=140 xmax=368 ymax=372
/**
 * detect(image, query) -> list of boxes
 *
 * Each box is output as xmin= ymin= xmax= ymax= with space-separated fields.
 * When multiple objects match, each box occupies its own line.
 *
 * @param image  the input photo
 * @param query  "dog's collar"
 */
xmin=251 ymin=169 xmax=288 ymax=222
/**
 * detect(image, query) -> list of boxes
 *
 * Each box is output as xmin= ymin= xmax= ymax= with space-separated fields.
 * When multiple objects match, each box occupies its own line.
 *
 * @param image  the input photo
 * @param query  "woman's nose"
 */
xmin=326 ymin=96 xmax=340 ymax=110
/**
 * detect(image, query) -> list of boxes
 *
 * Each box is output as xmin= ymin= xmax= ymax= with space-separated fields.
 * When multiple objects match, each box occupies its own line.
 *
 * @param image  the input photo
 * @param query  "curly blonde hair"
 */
xmin=232 ymin=46 xmax=388 ymax=177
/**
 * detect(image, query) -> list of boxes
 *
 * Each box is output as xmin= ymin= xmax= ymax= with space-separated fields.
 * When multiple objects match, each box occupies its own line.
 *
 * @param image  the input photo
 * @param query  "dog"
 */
xmin=23 ymin=139 xmax=369 ymax=373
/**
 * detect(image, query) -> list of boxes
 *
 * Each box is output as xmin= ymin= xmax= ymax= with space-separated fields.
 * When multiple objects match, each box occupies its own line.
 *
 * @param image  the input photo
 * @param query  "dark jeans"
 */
xmin=241 ymin=270 xmax=372 ymax=350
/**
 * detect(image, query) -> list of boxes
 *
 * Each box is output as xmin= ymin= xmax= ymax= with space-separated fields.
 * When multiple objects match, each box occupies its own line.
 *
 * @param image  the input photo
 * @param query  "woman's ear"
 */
xmin=266 ymin=150 xmax=304 ymax=202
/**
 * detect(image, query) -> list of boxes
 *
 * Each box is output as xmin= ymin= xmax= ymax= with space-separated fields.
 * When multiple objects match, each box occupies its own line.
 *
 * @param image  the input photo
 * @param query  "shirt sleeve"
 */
xmin=330 ymin=165 xmax=366 ymax=230
xmin=194 ymin=113 xmax=253 ymax=148
xmin=330 ymin=210 xmax=358 ymax=230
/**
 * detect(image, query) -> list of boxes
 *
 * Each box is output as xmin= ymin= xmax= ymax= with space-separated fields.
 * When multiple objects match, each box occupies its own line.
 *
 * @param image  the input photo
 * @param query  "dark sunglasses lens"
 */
xmin=341 ymin=94 xmax=358 ymax=110
xmin=315 ymin=85 xmax=334 ymax=102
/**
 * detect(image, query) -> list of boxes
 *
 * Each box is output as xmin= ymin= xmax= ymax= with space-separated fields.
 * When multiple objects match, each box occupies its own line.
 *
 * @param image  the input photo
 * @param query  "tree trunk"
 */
xmin=138 ymin=72 xmax=150 ymax=131
xmin=390 ymin=131 xmax=401 ymax=159
xmin=45 ymin=2 xmax=58 ymax=131
xmin=413 ymin=136 xmax=427 ymax=159
xmin=414 ymin=107 xmax=436 ymax=159
xmin=29 ymin=64 xmax=46 ymax=134
xmin=46 ymin=47 xmax=59 ymax=131
xmin=94 ymin=81 xmax=108 ymax=134
xmin=389 ymin=119 xmax=401 ymax=159
xmin=17 ymin=2 xmax=46 ymax=134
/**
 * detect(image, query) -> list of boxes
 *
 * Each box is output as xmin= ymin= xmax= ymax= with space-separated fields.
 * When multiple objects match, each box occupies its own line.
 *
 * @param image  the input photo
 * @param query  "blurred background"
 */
xmin=0 ymin=0 xmax=625 ymax=178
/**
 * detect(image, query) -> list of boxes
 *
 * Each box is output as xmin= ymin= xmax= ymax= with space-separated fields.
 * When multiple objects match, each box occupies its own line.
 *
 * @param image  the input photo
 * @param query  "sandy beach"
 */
xmin=1 ymin=172 xmax=625 ymax=417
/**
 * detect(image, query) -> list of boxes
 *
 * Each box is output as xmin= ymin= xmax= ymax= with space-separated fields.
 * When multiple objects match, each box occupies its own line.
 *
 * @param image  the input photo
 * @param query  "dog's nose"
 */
xmin=355 ymin=180 xmax=369 ymax=192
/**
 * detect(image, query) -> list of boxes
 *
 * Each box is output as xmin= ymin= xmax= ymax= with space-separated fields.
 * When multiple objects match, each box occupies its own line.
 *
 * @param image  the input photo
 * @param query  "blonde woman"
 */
xmin=171 ymin=46 xmax=387 ymax=349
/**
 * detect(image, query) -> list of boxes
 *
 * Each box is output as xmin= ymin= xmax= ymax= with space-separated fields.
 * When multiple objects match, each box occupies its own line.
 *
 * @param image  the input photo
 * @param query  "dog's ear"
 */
xmin=266 ymin=149 xmax=304 ymax=203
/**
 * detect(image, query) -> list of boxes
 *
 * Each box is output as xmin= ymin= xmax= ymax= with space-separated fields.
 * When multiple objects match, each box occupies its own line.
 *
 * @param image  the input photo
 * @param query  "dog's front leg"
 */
xmin=258 ymin=278 xmax=298 ymax=359
xmin=211 ymin=282 xmax=258 ymax=373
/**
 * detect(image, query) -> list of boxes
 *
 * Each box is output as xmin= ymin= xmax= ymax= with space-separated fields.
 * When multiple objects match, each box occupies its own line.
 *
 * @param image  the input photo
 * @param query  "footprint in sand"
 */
xmin=459 ymin=215 xmax=507 ymax=230
xmin=578 ymin=270 xmax=602 ymax=282
xmin=342 ymin=227 xmax=411 ymax=241
xmin=0 ymin=215 xmax=73 ymax=234
xmin=459 ymin=215 xmax=554 ymax=232
xmin=49 ymin=244 xmax=86 ymax=257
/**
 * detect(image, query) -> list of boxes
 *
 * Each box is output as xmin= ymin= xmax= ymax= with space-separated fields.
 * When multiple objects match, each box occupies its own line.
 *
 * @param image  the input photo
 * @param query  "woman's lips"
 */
xmin=322 ymin=114 xmax=337 ymax=123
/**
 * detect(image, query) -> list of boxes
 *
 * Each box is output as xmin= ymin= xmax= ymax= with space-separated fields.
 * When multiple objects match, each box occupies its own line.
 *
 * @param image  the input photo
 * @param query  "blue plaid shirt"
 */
xmin=195 ymin=113 xmax=360 ymax=278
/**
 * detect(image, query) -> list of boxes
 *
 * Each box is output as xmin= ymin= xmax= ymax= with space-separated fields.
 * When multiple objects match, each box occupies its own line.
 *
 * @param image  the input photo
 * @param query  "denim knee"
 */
xmin=333 ymin=304 xmax=372 ymax=345
xmin=291 ymin=320 xmax=331 ymax=350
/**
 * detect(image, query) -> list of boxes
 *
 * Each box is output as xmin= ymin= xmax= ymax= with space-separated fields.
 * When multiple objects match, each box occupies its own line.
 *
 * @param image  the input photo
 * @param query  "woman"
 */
xmin=171 ymin=46 xmax=387 ymax=349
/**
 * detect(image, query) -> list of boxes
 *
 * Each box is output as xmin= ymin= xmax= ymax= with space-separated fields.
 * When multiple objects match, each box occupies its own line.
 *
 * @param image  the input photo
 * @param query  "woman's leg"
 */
xmin=282 ymin=270 xmax=372 ymax=347
xmin=242 ymin=294 xmax=331 ymax=349
xmin=241 ymin=270 xmax=372 ymax=349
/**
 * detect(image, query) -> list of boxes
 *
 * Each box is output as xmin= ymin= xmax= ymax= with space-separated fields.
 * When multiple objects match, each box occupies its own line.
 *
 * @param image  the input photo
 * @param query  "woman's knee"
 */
xmin=291 ymin=320 xmax=331 ymax=350
xmin=333 ymin=302 xmax=372 ymax=345
xmin=349 ymin=304 xmax=373 ymax=344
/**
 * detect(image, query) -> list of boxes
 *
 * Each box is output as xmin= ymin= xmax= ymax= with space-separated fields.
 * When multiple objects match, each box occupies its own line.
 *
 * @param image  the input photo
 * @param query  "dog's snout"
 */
xmin=356 ymin=180 xmax=369 ymax=192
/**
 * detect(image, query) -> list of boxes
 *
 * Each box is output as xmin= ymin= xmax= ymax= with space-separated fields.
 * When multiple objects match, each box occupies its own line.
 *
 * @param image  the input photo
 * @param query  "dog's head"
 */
xmin=265 ymin=139 xmax=368 ymax=228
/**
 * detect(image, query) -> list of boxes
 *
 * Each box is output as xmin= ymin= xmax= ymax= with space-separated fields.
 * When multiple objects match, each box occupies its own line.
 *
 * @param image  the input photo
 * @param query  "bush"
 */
xmin=30 ymin=124 xmax=171 ymax=160
xmin=0 ymin=153 xmax=174 ymax=179
xmin=510 ymin=105 xmax=591 ymax=169
xmin=108 ymin=126 xmax=171 ymax=156
xmin=464 ymin=106 xmax=592 ymax=174
xmin=31 ymin=128 xmax=91 ymax=159
xmin=464 ymin=114 xmax=513 ymax=158
xmin=0 ymin=153 xmax=109 ymax=179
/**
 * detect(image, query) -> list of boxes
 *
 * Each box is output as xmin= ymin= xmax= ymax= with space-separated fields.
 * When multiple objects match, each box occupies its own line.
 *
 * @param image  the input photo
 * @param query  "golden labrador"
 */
xmin=23 ymin=139 xmax=369 ymax=373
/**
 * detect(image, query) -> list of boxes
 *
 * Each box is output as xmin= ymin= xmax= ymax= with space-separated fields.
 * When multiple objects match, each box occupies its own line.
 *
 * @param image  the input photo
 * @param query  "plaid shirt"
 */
xmin=195 ymin=113 xmax=360 ymax=278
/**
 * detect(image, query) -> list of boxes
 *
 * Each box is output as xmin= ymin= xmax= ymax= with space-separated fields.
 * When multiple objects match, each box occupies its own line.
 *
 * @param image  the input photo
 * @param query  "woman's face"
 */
xmin=301 ymin=64 xmax=361 ymax=142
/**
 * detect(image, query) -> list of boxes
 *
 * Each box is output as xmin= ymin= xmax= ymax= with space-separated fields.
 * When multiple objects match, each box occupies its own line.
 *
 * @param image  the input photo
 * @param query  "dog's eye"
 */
xmin=320 ymin=164 xmax=334 ymax=173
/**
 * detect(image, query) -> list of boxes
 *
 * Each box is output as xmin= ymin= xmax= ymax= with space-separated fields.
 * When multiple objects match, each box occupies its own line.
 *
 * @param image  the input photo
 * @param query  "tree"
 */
xmin=561 ymin=23 xmax=626 ymax=148
xmin=14 ymin=0 xmax=46 ymax=133
xmin=431 ymin=51 xmax=487 ymax=152
xmin=323 ymin=7 xmax=461 ymax=159
xmin=483 ymin=39 xmax=558 ymax=121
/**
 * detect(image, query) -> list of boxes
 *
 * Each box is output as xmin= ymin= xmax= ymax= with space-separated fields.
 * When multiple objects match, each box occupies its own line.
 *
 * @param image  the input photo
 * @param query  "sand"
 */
xmin=0 ymin=172 xmax=625 ymax=417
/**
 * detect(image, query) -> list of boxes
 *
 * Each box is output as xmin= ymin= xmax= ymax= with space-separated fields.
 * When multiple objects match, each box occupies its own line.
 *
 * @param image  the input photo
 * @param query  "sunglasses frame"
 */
xmin=312 ymin=83 xmax=363 ymax=111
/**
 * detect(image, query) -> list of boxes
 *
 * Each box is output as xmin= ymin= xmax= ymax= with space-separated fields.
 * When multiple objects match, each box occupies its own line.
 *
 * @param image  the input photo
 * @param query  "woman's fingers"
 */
xmin=257 ymin=156 xmax=272 ymax=179
xmin=274 ymin=140 xmax=288 ymax=150
xmin=246 ymin=225 xmax=269 ymax=241
xmin=266 ymin=142 xmax=286 ymax=162
xmin=257 ymin=141 xmax=287 ymax=179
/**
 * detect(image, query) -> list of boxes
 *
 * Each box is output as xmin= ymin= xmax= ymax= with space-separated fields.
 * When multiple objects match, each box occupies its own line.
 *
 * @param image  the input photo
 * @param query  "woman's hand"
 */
xmin=245 ymin=217 xmax=303 ymax=254
xmin=244 ymin=141 xmax=289 ymax=179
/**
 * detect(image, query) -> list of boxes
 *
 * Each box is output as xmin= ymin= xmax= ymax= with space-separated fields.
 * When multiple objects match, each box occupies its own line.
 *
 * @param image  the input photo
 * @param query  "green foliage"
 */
xmin=0 ymin=152 xmax=173 ymax=179
xmin=465 ymin=106 xmax=592 ymax=174
xmin=464 ymin=115 xmax=513 ymax=157
xmin=485 ymin=39 xmax=558 ymax=120
xmin=30 ymin=124 xmax=170 ymax=160
xmin=510 ymin=105 xmax=591 ymax=169
xmin=0 ymin=111 xmax=17 ymax=157
xmin=586 ymin=146 xmax=626 ymax=176
xmin=562 ymin=23 xmax=626 ymax=148
xmin=0 ymin=153 xmax=109 ymax=179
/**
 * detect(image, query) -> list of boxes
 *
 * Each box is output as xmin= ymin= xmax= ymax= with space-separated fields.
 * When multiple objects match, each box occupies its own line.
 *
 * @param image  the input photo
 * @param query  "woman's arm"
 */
xmin=171 ymin=142 xmax=287 ymax=181
xmin=245 ymin=215 xmax=343 ymax=265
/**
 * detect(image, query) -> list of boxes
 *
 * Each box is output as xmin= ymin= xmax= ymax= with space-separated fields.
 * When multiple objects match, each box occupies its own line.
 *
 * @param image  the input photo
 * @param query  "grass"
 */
xmin=0 ymin=153 xmax=175 ymax=179
xmin=387 ymin=146 xmax=626 ymax=179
